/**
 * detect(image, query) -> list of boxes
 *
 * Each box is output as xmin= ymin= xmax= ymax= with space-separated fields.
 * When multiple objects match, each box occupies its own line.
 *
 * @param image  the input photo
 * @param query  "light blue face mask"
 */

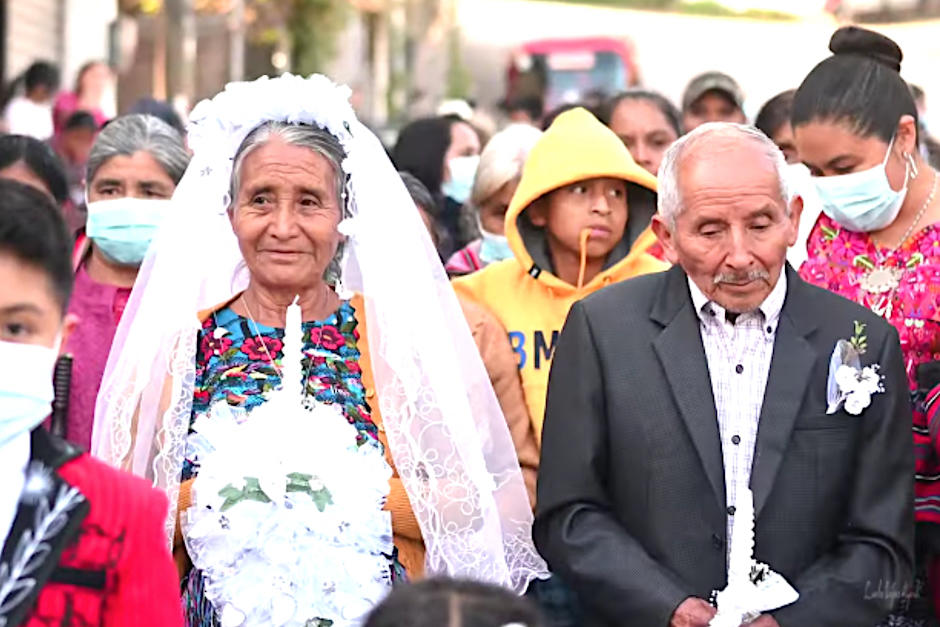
xmin=813 ymin=137 xmax=911 ymax=233
xmin=85 ymin=197 xmax=171 ymax=266
xmin=476 ymin=215 xmax=513 ymax=264
xmin=0 ymin=337 xmax=59 ymax=446
xmin=441 ymin=155 xmax=480 ymax=205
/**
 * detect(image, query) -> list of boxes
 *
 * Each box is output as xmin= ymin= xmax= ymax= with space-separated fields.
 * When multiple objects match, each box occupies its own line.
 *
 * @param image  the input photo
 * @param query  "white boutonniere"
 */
xmin=827 ymin=321 xmax=885 ymax=416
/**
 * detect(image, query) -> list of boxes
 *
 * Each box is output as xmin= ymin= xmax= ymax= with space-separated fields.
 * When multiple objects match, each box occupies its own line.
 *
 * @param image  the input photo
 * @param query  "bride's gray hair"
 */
xmin=228 ymin=120 xmax=350 ymax=283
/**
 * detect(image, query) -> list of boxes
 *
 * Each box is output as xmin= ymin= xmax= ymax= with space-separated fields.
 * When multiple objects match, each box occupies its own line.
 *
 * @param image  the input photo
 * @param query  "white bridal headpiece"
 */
xmin=91 ymin=73 xmax=547 ymax=593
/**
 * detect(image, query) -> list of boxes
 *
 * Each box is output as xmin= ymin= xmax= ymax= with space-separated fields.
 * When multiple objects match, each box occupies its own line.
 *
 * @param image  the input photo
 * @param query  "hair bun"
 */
xmin=829 ymin=26 xmax=903 ymax=72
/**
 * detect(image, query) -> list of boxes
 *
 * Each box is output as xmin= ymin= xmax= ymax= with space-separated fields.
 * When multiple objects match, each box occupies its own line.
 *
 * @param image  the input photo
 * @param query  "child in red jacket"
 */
xmin=0 ymin=179 xmax=182 ymax=627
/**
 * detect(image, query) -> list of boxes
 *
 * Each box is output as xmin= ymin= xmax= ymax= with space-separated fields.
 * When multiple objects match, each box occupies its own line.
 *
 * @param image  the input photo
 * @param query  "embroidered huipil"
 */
xmin=689 ymin=272 xmax=786 ymax=559
xmin=800 ymin=214 xmax=940 ymax=524
xmin=181 ymin=301 xmax=403 ymax=627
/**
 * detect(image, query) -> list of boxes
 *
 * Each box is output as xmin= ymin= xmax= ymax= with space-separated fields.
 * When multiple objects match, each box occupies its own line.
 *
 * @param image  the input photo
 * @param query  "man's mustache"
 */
xmin=713 ymin=269 xmax=770 ymax=285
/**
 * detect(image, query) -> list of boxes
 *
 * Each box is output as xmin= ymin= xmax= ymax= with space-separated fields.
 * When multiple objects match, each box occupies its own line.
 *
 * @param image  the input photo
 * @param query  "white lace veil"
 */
xmin=91 ymin=74 xmax=547 ymax=593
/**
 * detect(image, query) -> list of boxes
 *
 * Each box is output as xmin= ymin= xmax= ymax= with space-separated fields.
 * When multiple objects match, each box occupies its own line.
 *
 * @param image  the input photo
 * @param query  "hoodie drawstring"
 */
xmin=577 ymin=228 xmax=590 ymax=290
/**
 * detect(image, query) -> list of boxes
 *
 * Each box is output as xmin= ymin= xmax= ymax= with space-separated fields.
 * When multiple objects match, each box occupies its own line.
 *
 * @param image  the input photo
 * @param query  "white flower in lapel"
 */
xmin=827 ymin=322 xmax=885 ymax=416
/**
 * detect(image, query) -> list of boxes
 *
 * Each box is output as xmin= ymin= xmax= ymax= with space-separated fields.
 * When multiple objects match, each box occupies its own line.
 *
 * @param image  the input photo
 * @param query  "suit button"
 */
xmin=731 ymin=435 xmax=741 ymax=445
xmin=711 ymin=533 xmax=723 ymax=549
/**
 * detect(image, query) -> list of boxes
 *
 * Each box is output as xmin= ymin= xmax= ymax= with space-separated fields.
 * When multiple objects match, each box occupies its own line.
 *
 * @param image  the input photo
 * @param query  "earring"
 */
xmin=905 ymin=152 xmax=920 ymax=179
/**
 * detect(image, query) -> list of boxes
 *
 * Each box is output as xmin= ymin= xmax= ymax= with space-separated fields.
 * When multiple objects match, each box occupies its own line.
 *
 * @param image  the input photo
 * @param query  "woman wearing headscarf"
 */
xmin=92 ymin=75 xmax=546 ymax=626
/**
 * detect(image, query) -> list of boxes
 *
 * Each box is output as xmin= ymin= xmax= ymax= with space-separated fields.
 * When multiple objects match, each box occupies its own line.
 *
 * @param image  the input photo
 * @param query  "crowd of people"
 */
xmin=0 ymin=21 xmax=938 ymax=627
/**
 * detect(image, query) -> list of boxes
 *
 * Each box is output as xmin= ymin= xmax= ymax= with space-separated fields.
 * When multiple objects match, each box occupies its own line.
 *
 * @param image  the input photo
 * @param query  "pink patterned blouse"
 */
xmin=800 ymin=213 xmax=940 ymax=524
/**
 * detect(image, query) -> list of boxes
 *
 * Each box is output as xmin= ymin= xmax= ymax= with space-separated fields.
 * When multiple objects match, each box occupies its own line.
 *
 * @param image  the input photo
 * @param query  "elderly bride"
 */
xmin=91 ymin=75 xmax=545 ymax=626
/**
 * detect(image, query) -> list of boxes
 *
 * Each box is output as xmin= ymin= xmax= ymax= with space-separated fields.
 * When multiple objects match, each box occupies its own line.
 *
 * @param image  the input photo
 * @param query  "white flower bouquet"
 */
xmin=181 ymin=301 xmax=394 ymax=627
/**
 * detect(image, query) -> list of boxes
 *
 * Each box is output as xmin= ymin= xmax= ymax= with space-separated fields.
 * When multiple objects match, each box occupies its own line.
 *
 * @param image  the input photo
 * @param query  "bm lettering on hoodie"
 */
xmin=508 ymin=330 xmax=559 ymax=370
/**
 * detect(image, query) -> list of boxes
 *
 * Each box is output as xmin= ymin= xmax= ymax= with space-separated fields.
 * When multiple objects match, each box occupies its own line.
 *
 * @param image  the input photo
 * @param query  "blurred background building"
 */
xmin=4 ymin=0 xmax=940 ymax=136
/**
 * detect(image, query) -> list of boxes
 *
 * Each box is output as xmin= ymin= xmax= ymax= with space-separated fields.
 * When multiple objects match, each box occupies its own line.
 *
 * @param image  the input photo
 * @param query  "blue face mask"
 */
xmin=0 ymin=337 xmax=59 ymax=446
xmin=441 ymin=155 xmax=480 ymax=205
xmin=813 ymin=137 xmax=910 ymax=233
xmin=85 ymin=197 xmax=171 ymax=266
xmin=476 ymin=215 xmax=513 ymax=264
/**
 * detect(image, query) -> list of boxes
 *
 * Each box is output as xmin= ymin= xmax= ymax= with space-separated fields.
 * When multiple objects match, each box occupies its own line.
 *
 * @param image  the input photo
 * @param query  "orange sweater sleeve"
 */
xmin=352 ymin=294 xmax=425 ymax=576
xmin=458 ymin=296 xmax=539 ymax=506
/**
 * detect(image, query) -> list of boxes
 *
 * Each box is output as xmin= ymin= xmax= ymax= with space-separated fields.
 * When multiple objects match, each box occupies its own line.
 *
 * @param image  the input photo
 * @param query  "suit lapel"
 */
xmin=0 ymin=429 xmax=88 ymax=627
xmin=652 ymin=267 xmax=726 ymax=511
xmin=750 ymin=268 xmax=819 ymax=518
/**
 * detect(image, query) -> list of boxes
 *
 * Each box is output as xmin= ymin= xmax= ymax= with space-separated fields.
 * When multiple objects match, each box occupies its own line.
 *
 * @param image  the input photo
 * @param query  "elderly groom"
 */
xmin=534 ymin=123 xmax=914 ymax=627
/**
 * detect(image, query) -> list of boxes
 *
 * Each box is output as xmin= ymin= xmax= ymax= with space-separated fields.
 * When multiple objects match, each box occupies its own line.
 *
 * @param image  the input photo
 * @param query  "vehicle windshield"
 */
xmin=539 ymin=51 xmax=628 ymax=109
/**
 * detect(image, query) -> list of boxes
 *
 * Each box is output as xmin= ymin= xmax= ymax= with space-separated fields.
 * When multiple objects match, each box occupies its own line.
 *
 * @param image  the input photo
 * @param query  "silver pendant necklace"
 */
xmin=860 ymin=169 xmax=938 ymax=295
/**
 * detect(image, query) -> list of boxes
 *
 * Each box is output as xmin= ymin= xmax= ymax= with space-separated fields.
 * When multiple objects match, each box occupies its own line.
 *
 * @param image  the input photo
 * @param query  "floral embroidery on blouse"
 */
xmin=184 ymin=300 xmax=380 ymax=481
xmin=801 ymin=214 xmax=940 ymax=389
xmin=800 ymin=214 xmax=940 ymax=524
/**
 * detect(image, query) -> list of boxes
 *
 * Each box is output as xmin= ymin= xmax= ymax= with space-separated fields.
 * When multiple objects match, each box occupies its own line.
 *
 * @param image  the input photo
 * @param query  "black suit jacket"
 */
xmin=534 ymin=265 xmax=915 ymax=627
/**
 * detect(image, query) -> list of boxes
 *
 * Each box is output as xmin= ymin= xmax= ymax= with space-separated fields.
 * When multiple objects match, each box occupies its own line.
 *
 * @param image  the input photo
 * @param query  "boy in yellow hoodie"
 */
xmin=453 ymin=107 xmax=668 ymax=446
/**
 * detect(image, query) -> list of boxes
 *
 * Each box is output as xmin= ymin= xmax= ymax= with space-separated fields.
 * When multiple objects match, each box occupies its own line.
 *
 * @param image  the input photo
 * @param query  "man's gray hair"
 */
xmin=229 ymin=120 xmax=347 ymax=210
xmin=229 ymin=120 xmax=349 ymax=282
xmin=656 ymin=122 xmax=790 ymax=228
xmin=87 ymin=113 xmax=190 ymax=185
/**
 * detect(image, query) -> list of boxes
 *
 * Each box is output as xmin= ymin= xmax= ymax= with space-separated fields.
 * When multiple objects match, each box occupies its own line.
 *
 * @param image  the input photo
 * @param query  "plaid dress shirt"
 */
xmin=688 ymin=272 xmax=787 ymax=563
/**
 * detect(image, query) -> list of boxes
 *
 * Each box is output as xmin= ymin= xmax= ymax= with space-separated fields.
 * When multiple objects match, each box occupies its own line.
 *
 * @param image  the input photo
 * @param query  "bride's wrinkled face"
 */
xmin=230 ymin=137 xmax=342 ymax=291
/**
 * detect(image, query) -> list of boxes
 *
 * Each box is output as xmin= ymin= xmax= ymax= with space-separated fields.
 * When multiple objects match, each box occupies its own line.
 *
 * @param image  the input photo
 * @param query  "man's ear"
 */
xmin=59 ymin=313 xmax=79 ymax=356
xmin=651 ymin=214 xmax=680 ymax=264
xmin=786 ymin=195 xmax=804 ymax=247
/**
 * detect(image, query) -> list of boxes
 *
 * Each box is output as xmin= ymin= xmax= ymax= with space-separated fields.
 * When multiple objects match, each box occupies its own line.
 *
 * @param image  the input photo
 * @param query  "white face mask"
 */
xmin=0 ymin=337 xmax=61 ymax=446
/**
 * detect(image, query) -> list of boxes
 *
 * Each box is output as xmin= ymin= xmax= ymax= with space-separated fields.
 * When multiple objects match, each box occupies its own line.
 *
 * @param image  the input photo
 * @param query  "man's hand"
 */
xmin=746 ymin=616 xmax=780 ymax=627
xmin=670 ymin=598 xmax=717 ymax=627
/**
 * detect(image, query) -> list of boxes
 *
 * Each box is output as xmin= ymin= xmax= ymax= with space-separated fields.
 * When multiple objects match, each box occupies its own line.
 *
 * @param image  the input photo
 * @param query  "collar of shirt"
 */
xmin=687 ymin=270 xmax=787 ymax=331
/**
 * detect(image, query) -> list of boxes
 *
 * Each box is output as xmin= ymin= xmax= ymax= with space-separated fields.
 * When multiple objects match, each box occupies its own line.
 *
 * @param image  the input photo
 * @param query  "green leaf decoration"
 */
xmin=312 ymin=489 xmax=334 ymax=513
xmin=850 ymin=320 xmax=868 ymax=355
xmin=218 ymin=477 xmax=273 ymax=512
xmin=821 ymin=224 xmax=839 ymax=241
xmin=853 ymin=254 xmax=875 ymax=271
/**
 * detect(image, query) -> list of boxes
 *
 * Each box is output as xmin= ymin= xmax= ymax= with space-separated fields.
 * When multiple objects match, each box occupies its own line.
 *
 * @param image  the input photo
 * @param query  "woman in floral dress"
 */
xmin=793 ymin=26 xmax=940 ymax=623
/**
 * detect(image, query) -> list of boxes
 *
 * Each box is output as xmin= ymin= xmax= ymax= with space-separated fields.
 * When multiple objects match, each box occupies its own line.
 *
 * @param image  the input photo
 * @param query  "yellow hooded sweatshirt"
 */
xmin=453 ymin=108 xmax=668 ymax=444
